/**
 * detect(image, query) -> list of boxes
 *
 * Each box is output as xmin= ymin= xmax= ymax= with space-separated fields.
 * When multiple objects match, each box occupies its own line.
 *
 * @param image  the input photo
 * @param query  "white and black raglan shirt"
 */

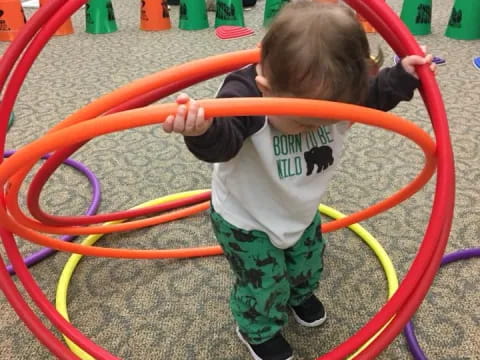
xmin=185 ymin=63 xmax=419 ymax=249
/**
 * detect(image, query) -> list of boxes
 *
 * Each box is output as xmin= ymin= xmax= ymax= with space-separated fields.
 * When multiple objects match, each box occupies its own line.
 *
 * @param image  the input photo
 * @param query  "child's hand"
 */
xmin=400 ymin=46 xmax=436 ymax=79
xmin=163 ymin=93 xmax=212 ymax=136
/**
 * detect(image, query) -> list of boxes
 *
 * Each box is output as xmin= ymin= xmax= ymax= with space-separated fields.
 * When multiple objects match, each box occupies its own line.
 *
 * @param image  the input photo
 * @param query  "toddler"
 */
xmin=163 ymin=2 xmax=434 ymax=359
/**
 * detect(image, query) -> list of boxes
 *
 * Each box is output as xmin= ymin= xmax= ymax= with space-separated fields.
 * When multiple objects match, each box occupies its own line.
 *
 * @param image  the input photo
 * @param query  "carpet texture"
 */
xmin=0 ymin=1 xmax=479 ymax=359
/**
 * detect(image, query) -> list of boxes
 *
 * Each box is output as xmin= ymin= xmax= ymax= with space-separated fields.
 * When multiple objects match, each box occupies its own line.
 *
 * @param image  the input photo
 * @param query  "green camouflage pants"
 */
xmin=211 ymin=209 xmax=326 ymax=344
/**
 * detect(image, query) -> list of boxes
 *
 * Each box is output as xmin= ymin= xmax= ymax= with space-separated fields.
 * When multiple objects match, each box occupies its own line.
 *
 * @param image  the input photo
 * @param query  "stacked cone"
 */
xmin=400 ymin=0 xmax=432 ymax=35
xmin=0 ymin=0 xmax=26 ymax=41
xmin=85 ymin=0 xmax=118 ymax=34
xmin=140 ymin=0 xmax=171 ymax=31
xmin=357 ymin=13 xmax=376 ymax=33
xmin=179 ymin=0 xmax=209 ymax=30
xmin=358 ymin=0 xmax=386 ymax=33
xmin=40 ymin=0 xmax=74 ymax=36
xmin=444 ymin=0 xmax=480 ymax=40
xmin=215 ymin=0 xmax=244 ymax=28
xmin=263 ymin=0 xmax=289 ymax=27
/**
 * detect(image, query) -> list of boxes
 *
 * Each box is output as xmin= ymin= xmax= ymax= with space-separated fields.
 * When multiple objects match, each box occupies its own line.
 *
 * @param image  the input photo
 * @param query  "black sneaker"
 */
xmin=236 ymin=327 xmax=293 ymax=360
xmin=290 ymin=295 xmax=327 ymax=327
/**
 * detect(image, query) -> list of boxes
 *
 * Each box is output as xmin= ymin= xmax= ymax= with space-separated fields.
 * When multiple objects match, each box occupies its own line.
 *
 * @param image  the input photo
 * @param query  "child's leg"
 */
xmin=285 ymin=212 xmax=326 ymax=306
xmin=210 ymin=210 xmax=290 ymax=345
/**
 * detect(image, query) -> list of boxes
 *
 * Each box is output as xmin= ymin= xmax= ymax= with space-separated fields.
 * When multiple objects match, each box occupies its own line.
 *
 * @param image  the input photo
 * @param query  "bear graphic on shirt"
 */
xmin=272 ymin=125 xmax=335 ymax=179
xmin=304 ymin=145 xmax=334 ymax=176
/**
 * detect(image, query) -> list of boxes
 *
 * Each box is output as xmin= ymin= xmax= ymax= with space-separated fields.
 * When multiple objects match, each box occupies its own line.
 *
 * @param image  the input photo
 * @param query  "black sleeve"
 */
xmin=184 ymin=67 xmax=265 ymax=163
xmin=365 ymin=62 xmax=420 ymax=111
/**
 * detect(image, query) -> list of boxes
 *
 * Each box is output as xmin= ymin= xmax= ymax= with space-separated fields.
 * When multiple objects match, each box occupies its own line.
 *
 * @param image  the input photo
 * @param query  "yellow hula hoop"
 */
xmin=55 ymin=190 xmax=207 ymax=359
xmin=318 ymin=205 xmax=398 ymax=359
xmin=56 ymin=194 xmax=398 ymax=359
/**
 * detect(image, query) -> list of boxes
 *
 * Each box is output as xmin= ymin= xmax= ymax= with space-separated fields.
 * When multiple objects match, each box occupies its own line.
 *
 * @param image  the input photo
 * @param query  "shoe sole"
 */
xmin=290 ymin=308 xmax=327 ymax=328
xmin=235 ymin=327 xmax=294 ymax=360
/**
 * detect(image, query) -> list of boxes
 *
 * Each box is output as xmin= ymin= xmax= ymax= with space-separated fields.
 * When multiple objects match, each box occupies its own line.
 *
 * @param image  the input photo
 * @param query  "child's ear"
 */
xmin=255 ymin=64 xmax=272 ymax=95
xmin=255 ymin=75 xmax=271 ymax=96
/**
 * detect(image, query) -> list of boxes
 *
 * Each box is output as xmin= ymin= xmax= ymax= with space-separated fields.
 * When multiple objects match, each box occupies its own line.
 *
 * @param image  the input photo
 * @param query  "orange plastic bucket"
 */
xmin=40 ymin=0 xmax=74 ymax=36
xmin=0 ymin=0 xmax=26 ymax=41
xmin=140 ymin=0 xmax=171 ymax=31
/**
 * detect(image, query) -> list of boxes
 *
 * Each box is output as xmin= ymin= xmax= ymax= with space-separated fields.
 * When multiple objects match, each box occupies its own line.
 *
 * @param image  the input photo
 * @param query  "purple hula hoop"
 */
xmin=404 ymin=248 xmax=480 ymax=359
xmin=4 ymin=150 xmax=100 ymax=275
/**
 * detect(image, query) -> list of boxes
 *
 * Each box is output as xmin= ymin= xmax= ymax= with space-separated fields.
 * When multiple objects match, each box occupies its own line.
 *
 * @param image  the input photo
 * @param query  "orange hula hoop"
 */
xmin=0 ymin=97 xmax=436 ymax=258
xmin=3 ymin=48 xmax=260 ymax=231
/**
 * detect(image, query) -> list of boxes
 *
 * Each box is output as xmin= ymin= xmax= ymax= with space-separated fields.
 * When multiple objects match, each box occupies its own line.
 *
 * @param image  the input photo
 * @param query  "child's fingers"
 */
xmin=172 ymin=105 xmax=187 ymax=133
xmin=408 ymin=55 xmax=428 ymax=65
xmin=196 ymin=107 xmax=212 ymax=133
xmin=162 ymin=115 xmax=174 ymax=133
xmin=185 ymin=100 xmax=198 ymax=132
xmin=196 ymin=107 xmax=206 ymax=131
xmin=176 ymin=93 xmax=190 ymax=104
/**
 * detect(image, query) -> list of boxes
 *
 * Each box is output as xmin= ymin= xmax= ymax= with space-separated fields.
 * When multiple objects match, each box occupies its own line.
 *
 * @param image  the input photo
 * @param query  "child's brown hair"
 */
xmin=261 ymin=1 xmax=371 ymax=105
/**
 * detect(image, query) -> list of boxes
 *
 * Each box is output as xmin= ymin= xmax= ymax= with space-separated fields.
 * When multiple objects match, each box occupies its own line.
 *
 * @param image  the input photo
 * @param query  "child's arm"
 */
xmin=163 ymin=69 xmax=265 ymax=163
xmin=365 ymin=53 xmax=435 ymax=111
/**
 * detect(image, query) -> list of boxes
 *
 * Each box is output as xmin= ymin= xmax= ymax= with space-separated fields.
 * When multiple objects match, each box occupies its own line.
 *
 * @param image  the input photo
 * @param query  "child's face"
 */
xmin=268 ymin=115 xmax=336 ymax=135
xmin=255 ymin=65 xmax=337 ymax=134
